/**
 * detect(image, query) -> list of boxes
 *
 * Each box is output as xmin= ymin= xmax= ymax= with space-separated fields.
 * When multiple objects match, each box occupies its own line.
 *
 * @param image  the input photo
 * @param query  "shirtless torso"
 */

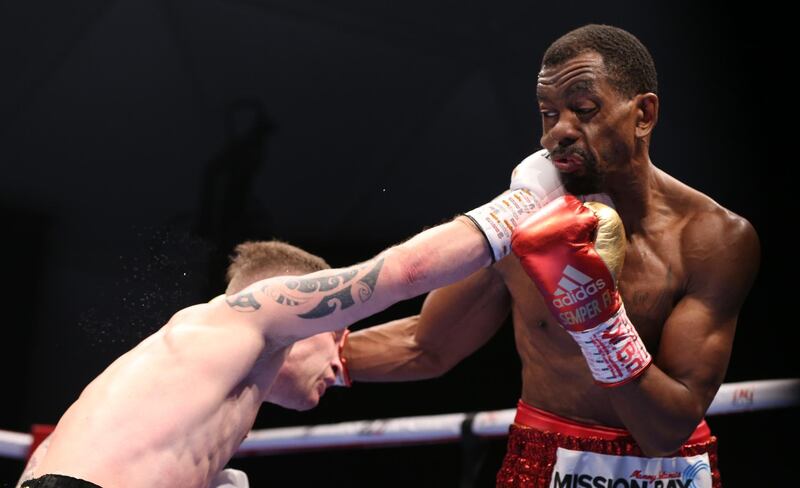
xmin=35 ymin=301 xmax=286 ymax=487
xmin=497 ymin=168 xmax=753 ymax=427
xmin=24 ymin=215 xmax=500 ymax=487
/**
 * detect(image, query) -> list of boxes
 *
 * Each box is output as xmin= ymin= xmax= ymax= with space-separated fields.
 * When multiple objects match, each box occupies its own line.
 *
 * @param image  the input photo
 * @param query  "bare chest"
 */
xmin=615 ymin=237 xmax=685 ymax=346
xmin=499 ymin=233 xmax=685 ymax=350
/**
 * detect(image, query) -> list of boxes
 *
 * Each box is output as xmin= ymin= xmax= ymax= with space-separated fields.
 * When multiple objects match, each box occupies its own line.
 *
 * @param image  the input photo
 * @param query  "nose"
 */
xmin=541 ymin=112 xmax=581 ymax=150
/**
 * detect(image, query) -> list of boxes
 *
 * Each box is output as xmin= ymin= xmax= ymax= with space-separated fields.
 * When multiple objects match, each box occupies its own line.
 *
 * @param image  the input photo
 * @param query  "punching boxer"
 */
xmin=17 ymin=241 xmax=336 ymax=488
xmin=16 ymin=185 xmax=553 ymax=488
xmin=341 ymin=24 xmax=760 ymax=487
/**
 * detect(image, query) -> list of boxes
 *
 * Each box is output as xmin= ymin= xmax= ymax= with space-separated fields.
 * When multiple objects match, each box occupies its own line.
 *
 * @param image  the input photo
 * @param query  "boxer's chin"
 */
xmin=296 ymin=388 xmax=322 ymax=411
xmin=291 ymin=397 xmax=317 ymax=411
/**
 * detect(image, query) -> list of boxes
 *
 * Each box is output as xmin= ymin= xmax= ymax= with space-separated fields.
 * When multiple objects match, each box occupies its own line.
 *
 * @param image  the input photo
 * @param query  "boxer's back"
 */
xmin=496 ymin=167 xmax=748 ymax=426
xmin=34 ymin=303 xmax=282 ymax=488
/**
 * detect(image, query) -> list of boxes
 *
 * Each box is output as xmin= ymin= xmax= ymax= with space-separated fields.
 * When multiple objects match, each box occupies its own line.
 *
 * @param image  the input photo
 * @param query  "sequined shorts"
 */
xmin=496 ymin=400 xmax=720 ymax=487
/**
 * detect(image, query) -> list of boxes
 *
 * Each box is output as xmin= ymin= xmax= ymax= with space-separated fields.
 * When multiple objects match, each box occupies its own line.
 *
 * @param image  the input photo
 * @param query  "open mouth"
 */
xmin=552 ymin=156 xmax=583 ymax=173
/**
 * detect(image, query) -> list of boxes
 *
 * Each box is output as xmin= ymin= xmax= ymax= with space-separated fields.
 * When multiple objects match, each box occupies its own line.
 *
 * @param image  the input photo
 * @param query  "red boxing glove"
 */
xmin=511 ymin=195 xmax=652 ymax=386
xmin=333 ymin=329 xmax=352 ymax=387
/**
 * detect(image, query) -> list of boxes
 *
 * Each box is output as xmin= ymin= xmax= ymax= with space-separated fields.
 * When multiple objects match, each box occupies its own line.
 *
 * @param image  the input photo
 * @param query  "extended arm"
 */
xmin=216 ymin=218 xmax=488 ymax=342
xmin=344 ymin=265 xmax=511 ymax=381
xmin=341 ymin=150 xmax=564 ymax=381
xmin=214 ymin=188 xmax=540 ymax=344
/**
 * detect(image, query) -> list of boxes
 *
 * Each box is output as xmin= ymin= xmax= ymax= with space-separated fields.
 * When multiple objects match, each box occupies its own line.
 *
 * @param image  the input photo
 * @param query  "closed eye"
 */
xmin=573 ymin=107 xmax=596 ymax=115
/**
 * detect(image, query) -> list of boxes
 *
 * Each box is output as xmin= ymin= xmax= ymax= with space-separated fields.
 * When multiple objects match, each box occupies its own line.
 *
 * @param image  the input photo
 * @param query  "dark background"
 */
xmin=0 ymin=1 xmax=787 ymax=486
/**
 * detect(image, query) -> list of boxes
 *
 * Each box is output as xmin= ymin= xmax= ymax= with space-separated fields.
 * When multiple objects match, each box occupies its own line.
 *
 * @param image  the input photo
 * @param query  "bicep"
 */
xmin=655 ymin=295 xmax=737 ymax=411
xmin=656 ymin=216 xmax=760 ymax=410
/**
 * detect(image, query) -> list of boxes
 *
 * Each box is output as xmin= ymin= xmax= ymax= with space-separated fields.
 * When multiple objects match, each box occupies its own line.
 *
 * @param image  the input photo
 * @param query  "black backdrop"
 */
xmin=0 ymin=1 xmax=787 ymax=486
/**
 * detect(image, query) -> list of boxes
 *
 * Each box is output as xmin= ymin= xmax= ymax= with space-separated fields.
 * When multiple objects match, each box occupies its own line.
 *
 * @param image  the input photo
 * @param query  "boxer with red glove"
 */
xmin=512 ymin=195 xmax=651 ymax=386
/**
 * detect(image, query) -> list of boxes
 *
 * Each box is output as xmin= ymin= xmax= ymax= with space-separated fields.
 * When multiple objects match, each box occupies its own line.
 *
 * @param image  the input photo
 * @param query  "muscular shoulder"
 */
xmin=678 ymin=192 xmax=760 ymax=312
xmin=679 ymin=193 xmax=758 ymax=264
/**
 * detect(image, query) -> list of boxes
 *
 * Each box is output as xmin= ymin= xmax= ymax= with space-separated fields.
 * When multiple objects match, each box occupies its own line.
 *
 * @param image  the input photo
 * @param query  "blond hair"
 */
xmin=225 ymin=240 xmax=329 ymax=293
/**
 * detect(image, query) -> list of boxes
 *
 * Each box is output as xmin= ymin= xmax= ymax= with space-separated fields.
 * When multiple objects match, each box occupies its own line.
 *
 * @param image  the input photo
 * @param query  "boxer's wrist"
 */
xmin=567 ymin=303 xmax=652 ymax=387
xmin=464 ymin=188 xmax=545 ymax=263
xmin=333 ymin=329 xmax=352 ymax=387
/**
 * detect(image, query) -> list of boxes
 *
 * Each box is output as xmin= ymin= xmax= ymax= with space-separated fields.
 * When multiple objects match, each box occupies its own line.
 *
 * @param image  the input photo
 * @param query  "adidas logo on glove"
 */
xmin=552 ymin=265 xmax=607 ymax=309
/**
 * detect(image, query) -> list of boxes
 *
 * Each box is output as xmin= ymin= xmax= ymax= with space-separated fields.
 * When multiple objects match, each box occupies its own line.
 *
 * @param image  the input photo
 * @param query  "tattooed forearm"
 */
xmin=354 ymin=256 xmax=382 ymax=302
xmin=226 ymin=292 xmax=261 ymax=312
xmin=298 ymin=259 xmax=383 ymax=319
xmin=267 ymin=258 xmax=384 ymax=319
xmin=265 ymin=285 xmax=309 ymax=307
xmin=298 ymin=286 xmax=357 ymax=319
xmin=284 ymin=268 xmax=359 ymax=292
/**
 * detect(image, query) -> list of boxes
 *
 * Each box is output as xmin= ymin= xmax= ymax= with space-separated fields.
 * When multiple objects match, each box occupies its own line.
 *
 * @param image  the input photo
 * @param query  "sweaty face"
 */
xmin=267 ymin=329 xmax=346 ymax=411
xmin=537 ymin=52 xmax=637 ymax=194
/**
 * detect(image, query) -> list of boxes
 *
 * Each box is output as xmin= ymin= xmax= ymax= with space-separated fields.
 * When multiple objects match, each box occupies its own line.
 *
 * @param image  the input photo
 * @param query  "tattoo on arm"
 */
xmin=270 ymin=259 xmax=384 ymax=319
xmin=225 ymin=259 xmax=385 ymax=319
xmin=285 ymin=268 xmax=359 ymax=292
xmin=226 ymin=292 xmax=261 ymax=312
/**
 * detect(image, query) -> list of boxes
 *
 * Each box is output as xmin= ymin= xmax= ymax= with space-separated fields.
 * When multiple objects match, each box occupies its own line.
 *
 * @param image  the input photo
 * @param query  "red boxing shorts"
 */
xmin=496 ymin=400 xmax=720 ymax=488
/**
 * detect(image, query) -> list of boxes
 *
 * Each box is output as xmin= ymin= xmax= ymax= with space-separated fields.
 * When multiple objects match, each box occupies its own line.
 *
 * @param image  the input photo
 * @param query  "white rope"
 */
xmin=2 ymin=378 xmax=797 ymax=460
xmin=238 ymin=413 xmax=466 ymax=456
xmin=706 ymin=378 xmax=800 ymax=415
xmin=0 ymin=431 xmax=32 ymax=460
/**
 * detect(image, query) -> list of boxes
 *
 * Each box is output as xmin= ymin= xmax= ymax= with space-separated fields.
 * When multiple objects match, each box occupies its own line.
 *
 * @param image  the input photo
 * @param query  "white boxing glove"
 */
xmin=465 ymin=149 xmax=616 ymax=263
xmin=465 ymin=150 xmax=566 ymax=263
xmin=512 ymin=148 xmax=616 ymax=209
xmin=510 ymin=148 xmax=566 ymax=199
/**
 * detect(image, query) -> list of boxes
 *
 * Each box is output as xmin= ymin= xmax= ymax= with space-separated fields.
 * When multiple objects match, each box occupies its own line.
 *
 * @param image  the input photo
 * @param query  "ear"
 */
xmin=634 ymin=93 xmax=659 ymax=139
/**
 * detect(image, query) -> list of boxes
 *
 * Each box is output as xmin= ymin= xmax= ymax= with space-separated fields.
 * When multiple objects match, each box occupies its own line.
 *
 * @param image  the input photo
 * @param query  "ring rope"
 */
xmin=2 ymin=378 xmax=797 ymax=460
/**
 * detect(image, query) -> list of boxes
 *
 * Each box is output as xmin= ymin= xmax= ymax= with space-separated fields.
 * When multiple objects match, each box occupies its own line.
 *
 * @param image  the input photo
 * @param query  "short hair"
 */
xmin=226 ymin=240 xmax=329 ymax=294
xmin=542 ymin=24 xmax=658 ymax=98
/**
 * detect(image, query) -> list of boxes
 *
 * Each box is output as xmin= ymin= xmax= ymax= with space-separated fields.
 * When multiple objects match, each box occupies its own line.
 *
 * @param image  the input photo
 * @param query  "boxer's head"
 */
xmin=226 ymin=241 xmax=346 ymax=410
xmin=265 ymin=328 xmax=347 ymax=410
xmin=537 ymin=24 xmax=659 ymax=195
xmin=226 ymin=240 xmax=330 ymax=295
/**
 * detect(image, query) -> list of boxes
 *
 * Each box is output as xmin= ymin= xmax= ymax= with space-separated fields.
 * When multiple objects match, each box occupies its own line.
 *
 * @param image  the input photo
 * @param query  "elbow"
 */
xmin=635 ymin=421 xmax=704 ymax=457
xmin=416 ymin=349 xmax=458 ymax=379
xmin=386 ymin=245 xmax=432 ymax=299
xmin=403 ymin=318 xmax=458 ymax=379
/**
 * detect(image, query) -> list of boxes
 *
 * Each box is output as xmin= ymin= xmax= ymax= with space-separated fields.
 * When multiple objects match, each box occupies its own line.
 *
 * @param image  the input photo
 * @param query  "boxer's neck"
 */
xmin=605 ymin=153 xmax=661 ymax=235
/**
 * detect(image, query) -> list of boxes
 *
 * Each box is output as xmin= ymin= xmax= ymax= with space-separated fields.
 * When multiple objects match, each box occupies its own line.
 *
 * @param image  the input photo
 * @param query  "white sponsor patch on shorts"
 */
xmin=549 ymin=447 xmax=712 ymax=488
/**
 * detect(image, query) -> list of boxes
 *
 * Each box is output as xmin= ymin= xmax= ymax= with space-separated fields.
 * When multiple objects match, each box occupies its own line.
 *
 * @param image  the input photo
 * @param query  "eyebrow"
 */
xmin=538 ymin=79 xmax=597 ymax=101
xmin=564 ymin=80 xmax=597 ymax=98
